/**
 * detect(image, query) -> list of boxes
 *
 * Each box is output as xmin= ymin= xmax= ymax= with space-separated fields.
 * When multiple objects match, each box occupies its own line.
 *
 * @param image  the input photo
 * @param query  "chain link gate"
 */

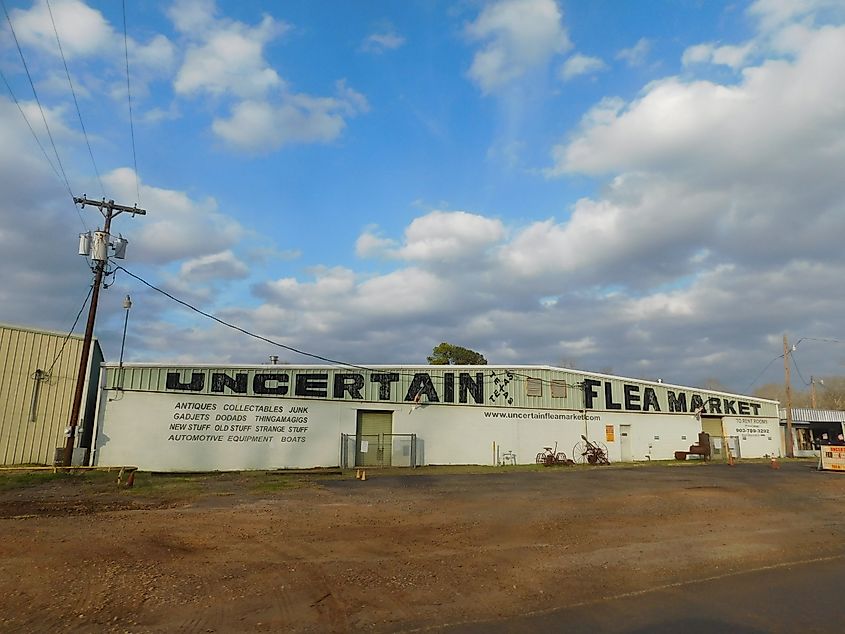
xmin=341 ymin=433 xmax=418 ymax=468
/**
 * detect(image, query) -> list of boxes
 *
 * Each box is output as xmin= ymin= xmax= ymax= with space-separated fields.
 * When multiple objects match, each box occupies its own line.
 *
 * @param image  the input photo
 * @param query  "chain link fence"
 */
xmin=340 ymin=433 xmax=419 ymax=468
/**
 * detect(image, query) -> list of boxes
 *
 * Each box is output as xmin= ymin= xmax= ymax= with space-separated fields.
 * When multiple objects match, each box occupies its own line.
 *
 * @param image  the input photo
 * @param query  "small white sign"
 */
xmin=360 ymin=440 xmax=369 ymax=453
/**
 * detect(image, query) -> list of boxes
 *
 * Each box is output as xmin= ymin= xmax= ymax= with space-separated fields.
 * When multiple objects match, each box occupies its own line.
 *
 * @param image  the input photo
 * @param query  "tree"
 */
xmin=753 ymin=376 xmax=845 ymax=410
xmin=701 ymin=378 xmax=731 ymax=392
xmin=427 ymin=342 xmax=487 ymax=365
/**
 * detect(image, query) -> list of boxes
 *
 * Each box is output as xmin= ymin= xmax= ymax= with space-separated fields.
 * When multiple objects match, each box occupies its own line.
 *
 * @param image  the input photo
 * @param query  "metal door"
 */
xmin=727 ymin=435 xmax=741 ymax=459
xmin=356 ymin=410 xmax=393 ymax=467
xmin=620 ymin=425 xmax=632 ymax=462
xmin=701 ymin=417 xmax=726 ymax=460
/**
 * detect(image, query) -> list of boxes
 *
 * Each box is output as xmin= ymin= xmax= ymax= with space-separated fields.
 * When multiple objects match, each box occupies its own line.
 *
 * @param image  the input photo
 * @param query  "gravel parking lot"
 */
xmin=1 ymin=460 xmax=843 ymax=633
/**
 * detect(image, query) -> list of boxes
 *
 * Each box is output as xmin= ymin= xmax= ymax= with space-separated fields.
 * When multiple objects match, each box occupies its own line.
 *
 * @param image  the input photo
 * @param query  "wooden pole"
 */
xmin=783 ymin=335 xmax=795 ymax=458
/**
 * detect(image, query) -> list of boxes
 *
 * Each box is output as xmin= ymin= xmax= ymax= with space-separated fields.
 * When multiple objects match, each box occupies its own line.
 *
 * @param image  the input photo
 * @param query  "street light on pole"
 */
xmin=118 ymin=295 xmax=132 ymax=388
xmin=811 ymin=375 xmax=824 ymax=409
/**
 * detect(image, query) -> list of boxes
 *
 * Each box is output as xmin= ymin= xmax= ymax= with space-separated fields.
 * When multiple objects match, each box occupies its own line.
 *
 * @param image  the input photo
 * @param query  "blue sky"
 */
xmin=1 ymin=0 xmax=844 ymax=392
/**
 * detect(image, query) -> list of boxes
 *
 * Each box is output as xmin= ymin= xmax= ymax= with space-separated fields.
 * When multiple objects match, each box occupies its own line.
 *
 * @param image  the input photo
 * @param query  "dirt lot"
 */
xmin=1 ymin=460 xmax=844 ymax=633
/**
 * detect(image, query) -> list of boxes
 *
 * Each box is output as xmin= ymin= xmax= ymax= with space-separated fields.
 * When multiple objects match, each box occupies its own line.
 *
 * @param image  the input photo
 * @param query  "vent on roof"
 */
xmin=551 ymin=380 xmax=567 ymax=398
xmin=526 ymin=377 xmax=543 ymax=397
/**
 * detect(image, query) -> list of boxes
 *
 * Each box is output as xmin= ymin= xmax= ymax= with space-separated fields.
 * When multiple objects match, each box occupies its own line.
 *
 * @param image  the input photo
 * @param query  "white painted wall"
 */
xmin=94 ymin=392 xmax=354 ymax=471
xmin=723 ymin=415 xmax=781 ymax=458
xmin=94 ymin=391 xmax=782 ymax=471
xmin=396 ymin=406 xmax=709 ymax=464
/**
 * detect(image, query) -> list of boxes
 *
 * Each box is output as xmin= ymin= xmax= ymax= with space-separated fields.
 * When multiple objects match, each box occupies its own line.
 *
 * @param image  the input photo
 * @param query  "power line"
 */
xmin=790 ymin=336 xmax=843 ymax=386
xmin=744 ymin=353 xmax=783 ymax=393
xmin=743 ymin=335 xmax=844 ymax=393
xmin=44 ymin=282 xmax=94 ymax=377
xmin=113 ymin=264 xmax=375 ymax=372
xmin=2 ymin=0 xmax=74 ymax=202
xmin=122 ymin=0 xmax=140 ymax=204
xmin=112 ymin=265 xmax=637 ymax=394
xmin=790 ymin=352 xmax=809 ymax=386
xmin=0 ymin=65 xmax=89 ymax=233
xmin=45 ymin=0 xmax=105 ymax=198
xmin=0 ymin=66 xmax=61 ymax=182
xmin=802 ymin=337 xmax=844 ymax=345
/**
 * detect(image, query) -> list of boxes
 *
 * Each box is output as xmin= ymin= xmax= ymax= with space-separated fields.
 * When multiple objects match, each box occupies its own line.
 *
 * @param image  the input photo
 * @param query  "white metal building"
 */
xmin=92 ymin=363 xmax=780 ymax=471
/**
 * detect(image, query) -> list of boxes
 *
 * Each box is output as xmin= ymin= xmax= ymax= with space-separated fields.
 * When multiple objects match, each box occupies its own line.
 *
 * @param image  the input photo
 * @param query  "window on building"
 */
xmin=550 ymin=380 xmax=567 ymax=398
xmin=526 ymin=377 xmax=543 ymax=397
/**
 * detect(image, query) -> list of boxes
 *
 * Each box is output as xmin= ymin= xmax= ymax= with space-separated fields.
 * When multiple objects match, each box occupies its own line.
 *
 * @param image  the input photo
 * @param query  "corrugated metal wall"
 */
xmin=0 ymin=324 xmax=95 ymax=465
xmin=103 ymin=364 xmax=778 ymax=418
xmin=788 ymin=408 xmax=845 ymax=423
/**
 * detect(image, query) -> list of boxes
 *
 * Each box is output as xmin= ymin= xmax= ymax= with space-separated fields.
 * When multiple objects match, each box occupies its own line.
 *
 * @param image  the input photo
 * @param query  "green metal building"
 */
xmin=0 ymin=323 xmax=103 ymax=465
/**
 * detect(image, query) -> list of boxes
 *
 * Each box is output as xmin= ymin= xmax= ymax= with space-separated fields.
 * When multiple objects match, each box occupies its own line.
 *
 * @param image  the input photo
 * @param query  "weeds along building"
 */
xmin=92 ymin=363 xmax=780 ymax=471
xmin=0 ymin=323 xmax=103 ymax=466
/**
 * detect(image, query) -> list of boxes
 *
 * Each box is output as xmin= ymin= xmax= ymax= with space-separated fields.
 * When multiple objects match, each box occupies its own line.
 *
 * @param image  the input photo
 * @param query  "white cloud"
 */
xmin=396 ymin=211 xmax=506 ymax=262
xmin=5 ymin=2 xmax=845 ymax=390
xmin=259 ymin=267 xmax=357 ymax=310
xmin=682 ymin=42 xmax=755 ymax=68
xmin=10 ymin=0 xmax=112 ymax=59
xmin=167 ymin=0 xmax=218 ymax=33
xmin=361 ymin=31 xmax=406 ymax=54
xmin=356 ymin=229 xmax=396 ymax=258
xmin=179 ymin=250 xmax=249 ymax=282
xmin=211 ymin=81 xmax=369 ymax=153
xmin=173 ymin=14 xmax=287 ymax=98
xmin=9 ymin=0 xmax=175 ymax=79
xmin=486 ymin=139 xmax=527 ymax=168
xmin=560 ymin=53 xmax=607 ymax=80
xmin=681 ymin=43 xmax=713 ymax=66
xmin=748 ymin=0 xmax=844 ymax=32
xmin=247 ymin=246 xmax=301 ymax=263
xmin=466 ymin=0 xmax=571 ymax=93
xmin=551 ymin=25 xmax=845 ymax=179
xmin=139 ymin=104 xmax=181 ymax=125
xmin=0 ymin=96 xmax=111 ymax=334
xmin=254 ymin=264 xmax=456 ymax=340
xmin=499 ymin=174 xmax=728 ymax=286
xmin=130 ymin=34 xmax=177 ymax=74
xmin=209 ymin=11 xmax=845 ymax=386
xmin=616 ymin=38 xmax=652 ymax=67
xmin=166 ymin=3 xmax=367 ymax=152
xmin=102 ymin=168 xmax=244 ymax=264
xmin=356 ymin=211 xmax=505 ymax=263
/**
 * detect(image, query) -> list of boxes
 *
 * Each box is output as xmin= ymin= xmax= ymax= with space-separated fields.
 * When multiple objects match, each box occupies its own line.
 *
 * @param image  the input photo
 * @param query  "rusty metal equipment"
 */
xmin=535 ymin=442 xmax=576 ymax=466
xmin=573 ymin=435 xmax=610 ymax=465
xmin=674 ymin=432 xmax=711 ymax=461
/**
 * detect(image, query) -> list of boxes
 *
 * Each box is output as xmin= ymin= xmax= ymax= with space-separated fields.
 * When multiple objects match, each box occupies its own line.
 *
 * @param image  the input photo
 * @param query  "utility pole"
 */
xmin=783 ymin=334 xmax=795 ymax=459
xmin=810 ymin=376 xmax=823 ymax=409
xmin=63 ymin=197 xmax=146 ymax=467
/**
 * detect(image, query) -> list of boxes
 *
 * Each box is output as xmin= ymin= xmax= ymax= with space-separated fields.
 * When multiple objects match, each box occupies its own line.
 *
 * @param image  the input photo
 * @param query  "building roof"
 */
xmin=784 ymin=408 xmax=845 ymax=423
xmin=100 ymin=362 xmax=777 ymax=405
xmin=0 ymin=321 xmax=98 ymax=343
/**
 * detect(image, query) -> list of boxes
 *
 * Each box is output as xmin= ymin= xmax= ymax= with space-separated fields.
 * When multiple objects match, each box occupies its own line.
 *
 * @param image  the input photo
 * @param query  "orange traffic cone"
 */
xmin=360 ymin=470 xmax=367 ymax=481
xmin=728 ymin=455 xmax=735 ymax=467
xmin=770 ymin=457 xmax=780 ymax=470
xmin=355 ymin=469 xmax=361 ymax=480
